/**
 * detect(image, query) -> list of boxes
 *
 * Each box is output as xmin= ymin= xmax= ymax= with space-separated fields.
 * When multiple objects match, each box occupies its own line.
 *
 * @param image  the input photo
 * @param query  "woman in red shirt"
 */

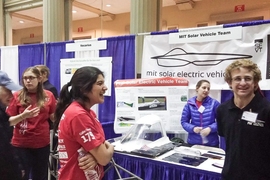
xmin=6 ymin=66 xmax=56 ymax=180
xmin=54 ymin=66 xmax=114 ymax=180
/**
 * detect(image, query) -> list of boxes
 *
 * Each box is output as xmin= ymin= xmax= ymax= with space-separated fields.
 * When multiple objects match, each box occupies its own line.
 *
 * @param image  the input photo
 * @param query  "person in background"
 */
xmin=181 ymin=79 xmax=220 ymax=147
xmin=6 ymin=66 xmax=56 ymax=180
xmin=54 ymin=66 xmax=114 ymax=180
xmin=216 ymin=59 xmax=270 ymax=179
xmin=35 ymin=65 xmax=58 ymax=180
xmin=0 ymin=70 xmax=24 ymax=179
xmin=35 ymin=65 xmax=58 ymax=99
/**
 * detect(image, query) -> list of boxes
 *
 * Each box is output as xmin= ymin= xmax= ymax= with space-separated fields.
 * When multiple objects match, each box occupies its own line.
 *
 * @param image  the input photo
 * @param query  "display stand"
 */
xmin=104 ymin=158 xmax=143 ymax=180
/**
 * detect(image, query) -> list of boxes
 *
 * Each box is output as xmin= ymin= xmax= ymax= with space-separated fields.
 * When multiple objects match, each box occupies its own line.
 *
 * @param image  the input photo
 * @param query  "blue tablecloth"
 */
xmin=103 ymin=152 xmax=221 ymax=180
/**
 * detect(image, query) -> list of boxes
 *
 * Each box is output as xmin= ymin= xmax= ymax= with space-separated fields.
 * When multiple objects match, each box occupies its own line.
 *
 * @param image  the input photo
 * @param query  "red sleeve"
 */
xmin=6 ymin=92 xmax=20 ymax=116
xmin=70 ymin=113 xmax=105 ymax=152
xmin=45 ymin=90 xmax=56 ymax=114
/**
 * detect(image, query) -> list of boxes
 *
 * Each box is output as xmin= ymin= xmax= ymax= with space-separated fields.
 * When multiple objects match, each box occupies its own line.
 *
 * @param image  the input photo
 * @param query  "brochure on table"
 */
xmin=156 ymin=145 xmax=225 ymax=173
xmin=114 ymin=77 xmax=189 ymax=134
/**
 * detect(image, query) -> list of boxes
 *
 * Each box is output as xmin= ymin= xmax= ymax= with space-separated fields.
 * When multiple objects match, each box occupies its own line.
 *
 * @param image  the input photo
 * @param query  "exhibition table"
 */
xmin=103 ymin=149 xmax=223 ymax=180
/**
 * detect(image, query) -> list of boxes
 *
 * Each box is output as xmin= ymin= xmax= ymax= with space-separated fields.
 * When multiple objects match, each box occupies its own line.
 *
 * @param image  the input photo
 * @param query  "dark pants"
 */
xmin=14 ymin=145 xmax=50 ymax=180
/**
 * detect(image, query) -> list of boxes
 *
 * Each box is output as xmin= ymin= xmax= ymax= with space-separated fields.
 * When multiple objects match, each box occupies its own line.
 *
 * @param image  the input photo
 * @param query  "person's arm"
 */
xmin=205 ymin=100 xmax=221 ymax=133
xmin=78 ymin=141 xmax=114 ymax=168
xmin=216 ymin=103 xmax=224 ymax=137
xmin=89 ymin=141 xmax=114 ymax=166
xmin=181 ymin=103 xmax=196 ymax=133
xmin=49 ymin=113 xmax=54 ymax=122
xmin=48 ymin=91 xmax=56 ymax=122
xmin=9 ymin=105 xmax=40 ymax=126
xmin=74 ymin=113 xmax=114 ymax=167
xmin=78 ymin=153 xmax=97 ymax=170
xmin=50 ymin=87 xmax=58 ymax=100
xmin=200 ymin=127 xmax=211 ymax=136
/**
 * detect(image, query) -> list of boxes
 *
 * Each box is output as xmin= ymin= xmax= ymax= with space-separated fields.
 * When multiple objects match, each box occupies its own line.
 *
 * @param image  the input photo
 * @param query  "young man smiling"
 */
xmin=217 ymin=59 xmax=270 ymax=180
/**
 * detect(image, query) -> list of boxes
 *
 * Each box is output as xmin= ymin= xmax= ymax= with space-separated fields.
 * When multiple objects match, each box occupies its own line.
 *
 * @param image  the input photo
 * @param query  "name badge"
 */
xmin=198 ymin=105 xmax=205 ymax=113
xmin=241 ymin=111 xmax=258 ymax=123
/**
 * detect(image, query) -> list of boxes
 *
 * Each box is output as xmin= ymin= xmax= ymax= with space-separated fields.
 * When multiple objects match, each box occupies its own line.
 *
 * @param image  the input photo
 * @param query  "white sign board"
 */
xmin=114 ymin=77 xmax=189 ymax=134
xmin=60 ymin=57 xmax=112 ymax=96
xmin=66 ymin=40 xmax=107 ymax=52
xmin=142 ymin=24 xmax=270 ymax=90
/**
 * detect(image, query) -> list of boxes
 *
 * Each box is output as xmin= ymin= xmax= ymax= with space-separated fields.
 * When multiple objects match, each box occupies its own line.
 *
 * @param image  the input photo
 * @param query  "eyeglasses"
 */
xmin=23 ymin=76 xmax=37 ymax=81
xmin=232 ymin=76 xmax=253 ymax=83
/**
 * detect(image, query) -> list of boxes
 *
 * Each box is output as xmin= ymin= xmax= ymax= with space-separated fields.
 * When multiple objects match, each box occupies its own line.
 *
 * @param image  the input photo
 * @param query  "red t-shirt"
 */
xmin=6 ymin=90 xmax=56 ymax=148
xmin=196 ymin=100 xmax=202 ymax=108
xmin=58 ymin=101 xmax=105 ymax=180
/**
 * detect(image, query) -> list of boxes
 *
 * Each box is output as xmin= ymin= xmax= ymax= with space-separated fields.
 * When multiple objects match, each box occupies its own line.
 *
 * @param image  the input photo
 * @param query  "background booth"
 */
xmin=1 ymin=20 xmax=270 ymax=180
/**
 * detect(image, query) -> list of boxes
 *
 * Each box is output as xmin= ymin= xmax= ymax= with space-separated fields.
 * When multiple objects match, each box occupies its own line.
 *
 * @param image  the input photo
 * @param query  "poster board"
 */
xmin=114 ymin=77 xmax=189 ymax=134
xmin=60 ymin=57 xmax=112 ymax=96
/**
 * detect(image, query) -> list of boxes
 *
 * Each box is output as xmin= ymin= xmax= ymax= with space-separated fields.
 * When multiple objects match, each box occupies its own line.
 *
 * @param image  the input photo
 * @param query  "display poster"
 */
xmin=60 ymin=57 xmax=112 ymax=96
xmin=142 ymin=24 xmax=270 ymax=90
xmin=114 ymin=77 xmax=189 ymax=134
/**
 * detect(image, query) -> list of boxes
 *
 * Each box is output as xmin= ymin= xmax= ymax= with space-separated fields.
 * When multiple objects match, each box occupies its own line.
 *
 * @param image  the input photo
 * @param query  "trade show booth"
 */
xmin=2 ymin=20 xmax=270 ymax=180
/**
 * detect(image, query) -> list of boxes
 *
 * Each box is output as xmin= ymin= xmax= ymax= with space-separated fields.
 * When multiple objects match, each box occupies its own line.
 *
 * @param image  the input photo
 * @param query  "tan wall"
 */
xmin=13 ymin=26 xmax=43 ymax=45
xmin=12 ymin=0 xmax=270 ymax=45
xmin=162 ymin=0 xmax=270 ymax=29
xmin=72 ymin=12 xmax=130 ymax=39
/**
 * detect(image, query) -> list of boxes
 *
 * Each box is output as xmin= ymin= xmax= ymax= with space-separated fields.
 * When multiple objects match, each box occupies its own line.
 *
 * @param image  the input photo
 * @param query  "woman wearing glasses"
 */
xmin=217 ymin=59 xmax=270 ymax=179
xmin=6 ymin=66 xmax=56 ymax=180
xmin=181 ymin=79 xmax=220 ymax=147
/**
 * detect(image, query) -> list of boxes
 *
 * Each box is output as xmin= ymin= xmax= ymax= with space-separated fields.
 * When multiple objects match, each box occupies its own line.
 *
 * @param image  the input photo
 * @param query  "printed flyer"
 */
xmin=114 ymin=77 xmax=189 ymax=134
xmin=60 ymin=57 xmax=112 ymax=96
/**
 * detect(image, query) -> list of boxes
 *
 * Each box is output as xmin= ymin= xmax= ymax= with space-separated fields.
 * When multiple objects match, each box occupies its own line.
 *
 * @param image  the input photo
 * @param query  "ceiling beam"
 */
xmin=12 ymin=12 xmax=42 ymax=23
xmin=73 ymin=1 xmax=115 ymax=17
xmin=6 ymin=0 xmax=116 ymax=24
xmin=5 ymin=0 xmax=43 ymax=12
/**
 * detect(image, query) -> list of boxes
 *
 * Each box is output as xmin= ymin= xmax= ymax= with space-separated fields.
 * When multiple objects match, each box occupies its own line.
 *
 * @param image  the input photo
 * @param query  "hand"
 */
xmin=21 ymin=170 xmax=25 ymax=178
xmin=200 ymin=127 xmax=211 ymax=137
xmin=78 ymin=153 xmax=97 ymax=170
xmin=104 ymin=141 xmax=111 ymax=148
xmin=22 ymin=105 xmax=40 ymax=119
xmin=193 ymin=127 xmax=202 ymax=134
xmin=104 ymin=141 xmax=115 ymax=152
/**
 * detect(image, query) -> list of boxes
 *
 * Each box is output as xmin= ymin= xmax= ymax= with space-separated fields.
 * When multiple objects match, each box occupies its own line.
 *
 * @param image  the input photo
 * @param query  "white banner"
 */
xmin=60 ymin=57 xmax=112 ymax=96
xmin=142 ymin=24 xmax=270 ymax=90
xmin=0 ymin=46 xmax=19 ymax=85
xmin=114 ymin=77 xmax=189 ymax=134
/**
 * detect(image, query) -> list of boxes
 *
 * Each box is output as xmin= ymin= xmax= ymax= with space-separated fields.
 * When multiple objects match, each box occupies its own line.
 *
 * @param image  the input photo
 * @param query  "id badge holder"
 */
xmin=241 ymin=111 xmax=258 ymax=123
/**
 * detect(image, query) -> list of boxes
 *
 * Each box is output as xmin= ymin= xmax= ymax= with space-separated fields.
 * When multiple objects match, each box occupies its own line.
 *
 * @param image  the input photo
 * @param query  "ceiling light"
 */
xmin=72 ymin=10 xmax=77 ymax=13
xmin=106 ymin=4 xmax=111 ymax=7
xmin=19 ymin=20 xmax=24 ymax=23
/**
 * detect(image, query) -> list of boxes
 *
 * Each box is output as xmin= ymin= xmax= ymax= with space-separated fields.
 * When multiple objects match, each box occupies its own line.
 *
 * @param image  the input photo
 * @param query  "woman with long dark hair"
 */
xmin=54 ymin=66 xmax=114 ymax=180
